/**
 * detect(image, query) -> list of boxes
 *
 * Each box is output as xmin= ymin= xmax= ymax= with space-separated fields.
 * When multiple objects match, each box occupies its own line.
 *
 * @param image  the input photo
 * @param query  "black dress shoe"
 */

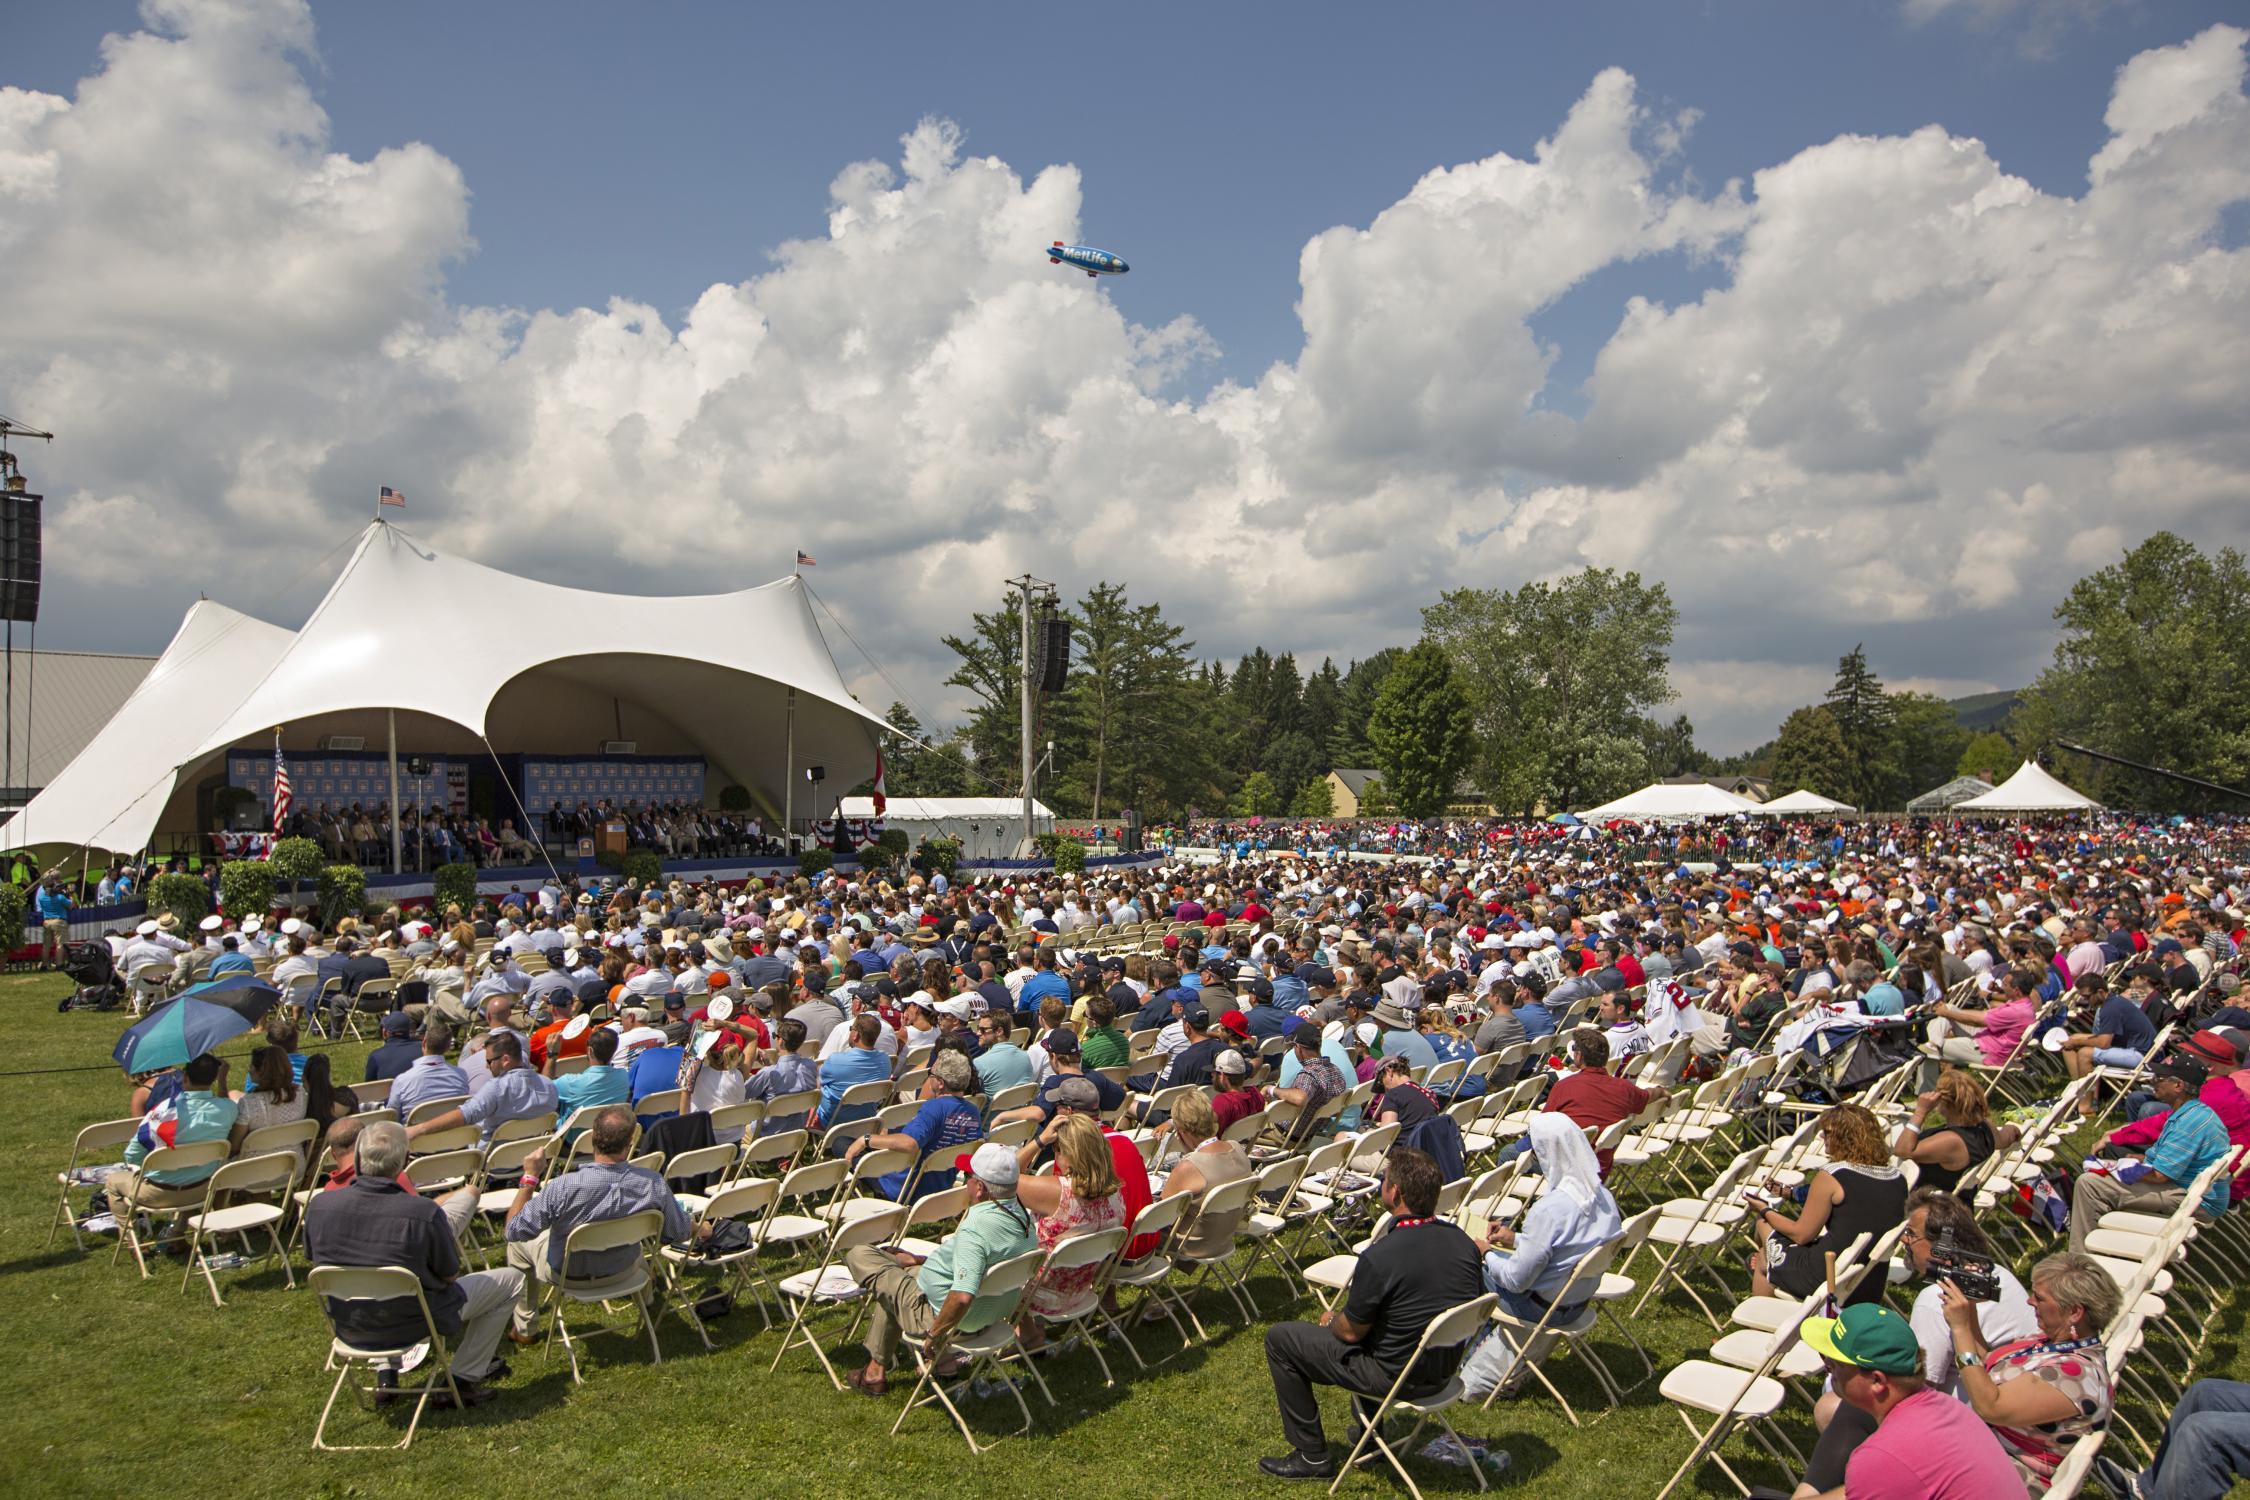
xmin=436 ymin=1382 xmax=500 ymax=1410
xmin=1258 ymin=1451 xmax=1337 ymax=1480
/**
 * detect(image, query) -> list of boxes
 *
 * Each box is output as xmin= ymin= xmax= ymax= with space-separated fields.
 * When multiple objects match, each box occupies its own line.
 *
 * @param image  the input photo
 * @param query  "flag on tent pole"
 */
xmin=379 ymin=486 xmax=406 ymax=507
xmin=795 ymin=550 xmax=816 ymax=567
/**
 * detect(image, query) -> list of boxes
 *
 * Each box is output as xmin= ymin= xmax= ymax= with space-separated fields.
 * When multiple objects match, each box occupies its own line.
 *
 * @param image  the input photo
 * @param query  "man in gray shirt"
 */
xmin=498 ymin=1104 xmax=702 ymax=1341
xmin=785 ymin=970 xmax=847 ymax=1049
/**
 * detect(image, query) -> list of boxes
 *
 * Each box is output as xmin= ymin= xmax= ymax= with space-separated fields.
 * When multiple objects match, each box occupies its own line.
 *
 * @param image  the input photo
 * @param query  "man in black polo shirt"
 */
xmin=1259 ymin=1146 xmax=1485 ymax=1479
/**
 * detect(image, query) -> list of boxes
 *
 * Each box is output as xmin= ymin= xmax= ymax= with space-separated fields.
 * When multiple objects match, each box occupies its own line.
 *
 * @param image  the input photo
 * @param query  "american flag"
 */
xmin=796 ymin=550 xmax=816 ymax=567
xmin=271 ymin=734 xmax=292 ymax=838
xmin=379 ymin=486 xmax=406 ymax=507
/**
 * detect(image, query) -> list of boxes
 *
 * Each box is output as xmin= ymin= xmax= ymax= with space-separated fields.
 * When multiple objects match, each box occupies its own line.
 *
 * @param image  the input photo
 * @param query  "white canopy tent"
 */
xmin=838 ymin=796 xmax=1053 ymax=862
xmin=1748 ymin=788 xmax=1857 ymax=815
xmin=1576 ymin=781 xmax=1761 ymax=820
xmin=2 ymin=521 xmax=886 ymax=859
xmin=1953 ymin=760 xmax=2102 ymax=813
xmin=0 ymin=601 xmax=295 ymax=858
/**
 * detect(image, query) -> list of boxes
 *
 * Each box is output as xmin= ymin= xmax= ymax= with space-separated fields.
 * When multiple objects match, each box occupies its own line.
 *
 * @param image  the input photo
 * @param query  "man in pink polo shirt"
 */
xmin=1800 ymin=1303 xmax=2028 ymax=1500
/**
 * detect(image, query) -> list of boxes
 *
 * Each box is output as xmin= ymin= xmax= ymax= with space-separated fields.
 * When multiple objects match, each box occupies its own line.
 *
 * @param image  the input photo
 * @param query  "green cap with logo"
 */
xmin=1799 ymin=1303 xmax=1921 ymax=1376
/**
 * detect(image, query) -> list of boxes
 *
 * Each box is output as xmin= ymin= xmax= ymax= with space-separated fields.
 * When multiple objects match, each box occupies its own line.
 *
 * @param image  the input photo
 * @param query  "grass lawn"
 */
xmin=1 ymin=970 xmax=2237 ymax=1499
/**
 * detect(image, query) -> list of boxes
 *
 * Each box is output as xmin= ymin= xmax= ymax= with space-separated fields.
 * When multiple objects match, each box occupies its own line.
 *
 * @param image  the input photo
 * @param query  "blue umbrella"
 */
xmin=177 ymin=972 xmax=285 ymax=1023
xmin=112 ymin=995 xmax=265 ymax=1074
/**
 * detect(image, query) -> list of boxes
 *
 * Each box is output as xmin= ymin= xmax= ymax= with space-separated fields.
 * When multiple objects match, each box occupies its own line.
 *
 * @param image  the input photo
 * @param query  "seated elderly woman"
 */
xmin=1459 ymin=1113 xmax=1622 ymax=1399
xmin=1940 ymin=1249 xmax=2119 ymax=1494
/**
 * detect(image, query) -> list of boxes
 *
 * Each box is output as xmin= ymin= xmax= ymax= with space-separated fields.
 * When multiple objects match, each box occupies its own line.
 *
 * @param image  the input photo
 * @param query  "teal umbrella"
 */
xmin=112 ymin=997 xmax=258 ymax=1075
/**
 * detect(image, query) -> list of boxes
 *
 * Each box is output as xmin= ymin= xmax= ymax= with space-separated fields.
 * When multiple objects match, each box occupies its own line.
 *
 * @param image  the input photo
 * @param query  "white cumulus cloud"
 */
xmin=2 ymin=2 xmax=2248 ymax=757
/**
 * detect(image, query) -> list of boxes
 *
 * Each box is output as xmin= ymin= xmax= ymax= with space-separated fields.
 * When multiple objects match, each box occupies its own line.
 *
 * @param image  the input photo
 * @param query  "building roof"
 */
xmin=0 ymin=647 xmax=159 ymax=800
xmin=1329 ymin=769 xmax=1379 ymax=797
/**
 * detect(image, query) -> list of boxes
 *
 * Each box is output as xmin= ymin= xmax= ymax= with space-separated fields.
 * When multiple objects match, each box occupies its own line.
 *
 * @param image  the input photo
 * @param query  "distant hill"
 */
xmin=1947 ymin=690 xmax=2022 ymax=732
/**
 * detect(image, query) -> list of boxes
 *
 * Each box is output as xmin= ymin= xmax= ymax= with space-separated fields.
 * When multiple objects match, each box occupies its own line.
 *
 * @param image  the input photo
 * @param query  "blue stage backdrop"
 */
xmin=523 ymin=755 xmax=705 ymax=809
xmin=229 ymin=751 xmax=461 ymax=813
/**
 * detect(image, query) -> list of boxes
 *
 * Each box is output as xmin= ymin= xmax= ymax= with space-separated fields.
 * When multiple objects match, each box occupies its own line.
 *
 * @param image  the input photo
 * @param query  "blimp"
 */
xmin=1047 ymin=241 xmax=1129 ymax=278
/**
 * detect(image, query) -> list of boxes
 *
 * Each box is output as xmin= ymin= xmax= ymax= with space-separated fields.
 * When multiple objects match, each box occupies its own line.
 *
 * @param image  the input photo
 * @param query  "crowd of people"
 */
xmin=69 ymin=806 xmax=2250 ymax=1495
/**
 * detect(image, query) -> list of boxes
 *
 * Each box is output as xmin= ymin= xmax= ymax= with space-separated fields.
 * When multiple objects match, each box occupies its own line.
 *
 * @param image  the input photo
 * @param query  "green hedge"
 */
xmin=217 ymin=860 xmax=276 ymax=922
xmin=316 ymin=864 xmax=365 ymax=930
xmin=717 ymin=784 xmax=752 ymax=812
xmin=269 ymin=836 xmax=325 ymax=885
xmin=797 ymin=847 xmax=835 ymax=880
xmin=622 ymin=850 xmax=663 ymax=887
xmin=146 ymin=872 xmax=212 ymax=926
xmin=433 ymin=862 xmax=479 ymax=915
xmin=1051 ymin=836 xmax=1087 ymax=877
xmin=919 ymin=836 xmax=961 ymax=878
xmin=0 ymin=882 xmax=25 ymax=950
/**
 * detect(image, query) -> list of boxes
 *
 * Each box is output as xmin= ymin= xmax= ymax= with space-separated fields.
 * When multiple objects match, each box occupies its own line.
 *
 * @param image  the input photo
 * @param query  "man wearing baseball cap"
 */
xmin=1799 ymin=1302 xmax=2028 ymax=1498
xmin=2075 ymin=1054 xmax=2235 ymax=1250
xmin=842 ymin=1141 xmax=1037 ymax=1397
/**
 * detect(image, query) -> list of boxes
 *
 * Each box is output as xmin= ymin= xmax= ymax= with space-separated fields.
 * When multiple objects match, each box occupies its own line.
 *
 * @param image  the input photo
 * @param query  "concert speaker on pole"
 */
xmin=0 ymin=490 xmax=40 ymax=624
xmin=1122 ymin=808 xmax=1141 ymax=854
xmin=1039 ymin=614 xmax=1071 ymax=693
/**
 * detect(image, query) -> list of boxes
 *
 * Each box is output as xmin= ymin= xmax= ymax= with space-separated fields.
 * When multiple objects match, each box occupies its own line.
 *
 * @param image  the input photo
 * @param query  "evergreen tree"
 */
xmin=1367 ymin=643 xmax=1475 ymax=817
xmin=1822 ymin=644 xmax=1895 ymax=810
xmin=1768 ymin=706 xmax=1853 ymax=802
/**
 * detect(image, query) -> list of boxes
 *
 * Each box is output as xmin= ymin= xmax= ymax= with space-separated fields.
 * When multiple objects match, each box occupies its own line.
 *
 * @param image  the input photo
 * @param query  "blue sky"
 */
xmin=12 ymin=0 xmax=2230 ymax=406
xmin=5 ymin=2 xmax=2249 ymax=756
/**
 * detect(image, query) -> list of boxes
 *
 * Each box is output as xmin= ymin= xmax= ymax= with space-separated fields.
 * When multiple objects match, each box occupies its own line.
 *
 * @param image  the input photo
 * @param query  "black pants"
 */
xmin=1804 ymin=1397 xmax=1878 ymax=1491
xmin=1265 ymin=1321 xmax=1401 ymax=1457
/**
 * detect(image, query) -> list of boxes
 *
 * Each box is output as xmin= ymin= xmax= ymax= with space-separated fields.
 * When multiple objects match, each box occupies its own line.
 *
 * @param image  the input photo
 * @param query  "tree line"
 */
xmin=872 ymin=532 xmax=2246 ymax=821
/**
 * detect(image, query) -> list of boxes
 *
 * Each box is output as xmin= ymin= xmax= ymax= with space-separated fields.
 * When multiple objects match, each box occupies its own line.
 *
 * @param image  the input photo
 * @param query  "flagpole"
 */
xmin=783 ymin=688 xmax=797 ymax=854
xmin=387 ymin=708 xmax=403 ymax=875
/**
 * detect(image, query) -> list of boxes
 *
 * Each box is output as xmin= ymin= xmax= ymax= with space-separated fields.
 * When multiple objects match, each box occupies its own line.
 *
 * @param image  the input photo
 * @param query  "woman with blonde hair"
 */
xmin=1154 ymin=1089 xmax=1253 ymax=1263
xmin=1942 ymin=1250 xmax=2118 ymax=1492
xmin=1893 ymin=1066 xmax=2019 ymax=1197
xmin=1748 ymin=1100 xmax=1906 ymax=1304
xmin=1014 ymin=1112 xmax=1127 ymax=1347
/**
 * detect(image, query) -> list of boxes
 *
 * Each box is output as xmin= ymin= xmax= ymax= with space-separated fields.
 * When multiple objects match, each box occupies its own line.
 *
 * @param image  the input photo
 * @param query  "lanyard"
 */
xmin=1388 ymin=1216 xmax=1437 ymax=1231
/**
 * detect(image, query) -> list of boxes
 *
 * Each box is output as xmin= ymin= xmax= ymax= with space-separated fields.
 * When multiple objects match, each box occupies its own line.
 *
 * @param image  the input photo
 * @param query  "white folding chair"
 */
xmin=536 ymin=1207 xmax=666 ymax=1384
xmin=179 ymin=1149 xmax=300 ymax=1306
xmin=889 ymin=1246 xmax=1045 ymax=1454
xmin=1330 ymin=1293 xmax=1500 ymax=1500
xmin=307 ymin=1265 xmax=464 ymax=1451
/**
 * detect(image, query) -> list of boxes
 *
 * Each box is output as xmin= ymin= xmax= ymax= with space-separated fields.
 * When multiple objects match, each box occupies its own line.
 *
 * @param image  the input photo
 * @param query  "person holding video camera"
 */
xmin=1940 ymin=1250 xmax=2118 ymax=1493
xmin=1783 ymin=1187 xmax=2040 ymax=1497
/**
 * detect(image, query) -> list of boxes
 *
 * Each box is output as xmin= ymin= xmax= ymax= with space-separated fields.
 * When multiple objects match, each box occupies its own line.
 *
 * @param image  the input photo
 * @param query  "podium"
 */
xmin=597 ymin=821 xmax=628 ymax=861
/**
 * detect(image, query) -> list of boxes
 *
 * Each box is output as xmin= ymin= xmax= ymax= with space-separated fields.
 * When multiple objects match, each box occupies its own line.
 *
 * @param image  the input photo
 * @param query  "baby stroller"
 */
xmin=57 ymin=939 xmax=121 ymax=1012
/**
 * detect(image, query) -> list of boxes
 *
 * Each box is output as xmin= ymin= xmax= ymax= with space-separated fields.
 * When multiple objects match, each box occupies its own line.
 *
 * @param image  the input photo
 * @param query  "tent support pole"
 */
xmin=386 ymin=709 xmax=402 ymax=875
xmin=783 ymin=688 xmax=796 ymax=853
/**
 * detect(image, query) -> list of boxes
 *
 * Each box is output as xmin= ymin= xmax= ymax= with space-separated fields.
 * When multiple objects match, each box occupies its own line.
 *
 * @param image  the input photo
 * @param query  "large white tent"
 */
xmin=2 ymin=521 xmax=885 ymax=858
xmin=1577 ymin=781 xmax=1761 ymax=820
xmin=0 ymin=601 xmax=295 ymax=857
xmin=838 ymin=796 xmax=1053 ymax=862
xmin=1748 ymin=788 xmax=1857 ymax=815
xmin=1954 ymin=760 xmax=2102 ymax=813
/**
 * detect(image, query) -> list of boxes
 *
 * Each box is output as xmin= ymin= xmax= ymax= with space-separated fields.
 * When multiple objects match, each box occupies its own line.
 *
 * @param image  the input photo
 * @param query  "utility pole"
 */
xmin=1008 ymin=574 xmax=1056 ymax=854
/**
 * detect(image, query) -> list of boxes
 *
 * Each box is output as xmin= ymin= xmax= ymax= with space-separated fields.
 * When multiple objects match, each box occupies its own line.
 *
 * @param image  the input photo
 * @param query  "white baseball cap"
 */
xmin=956 ymin=1141 xmax=1020 ymax=1190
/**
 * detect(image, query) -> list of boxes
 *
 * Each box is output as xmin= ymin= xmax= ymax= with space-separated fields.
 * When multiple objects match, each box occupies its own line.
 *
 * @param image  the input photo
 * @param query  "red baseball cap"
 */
xmin=1218 ymin=1009 xmax=1251 ymax=1038
xmin=2181 ymin=1029 xmax=2240 ymax=1068
xmin=1162 ymin=934 xmax=1181 ymax=950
